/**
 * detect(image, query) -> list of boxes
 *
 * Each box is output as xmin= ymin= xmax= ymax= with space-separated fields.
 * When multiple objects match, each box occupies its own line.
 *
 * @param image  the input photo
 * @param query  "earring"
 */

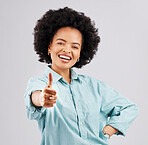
xmin=77 ymin=58 xmax=80 ymax=62
xmin=48 ymin=46 xmax=51 ymax=55
xmin=48 ymin=52 xmax=50 ymax=55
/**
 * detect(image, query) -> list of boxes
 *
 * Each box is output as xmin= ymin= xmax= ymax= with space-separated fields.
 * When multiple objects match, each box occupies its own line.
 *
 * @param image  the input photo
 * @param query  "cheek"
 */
xmin=74 ymin=49 xmax=80 ymax=57
xmin=72 ymin=52 xmax=79 ymax=60
xmin=51 ymin=46 xmax=60 ymax=53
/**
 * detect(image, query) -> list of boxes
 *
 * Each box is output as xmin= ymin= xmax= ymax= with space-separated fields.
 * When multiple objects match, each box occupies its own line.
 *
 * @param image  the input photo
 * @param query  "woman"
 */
xmin=24 ymin=7 xmax=138 ymax=145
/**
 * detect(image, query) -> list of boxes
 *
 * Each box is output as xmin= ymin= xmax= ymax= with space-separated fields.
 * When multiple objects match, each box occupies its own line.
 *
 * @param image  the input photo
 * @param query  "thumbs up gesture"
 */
xmin=39 ymin=73 xmax=57 ymax=108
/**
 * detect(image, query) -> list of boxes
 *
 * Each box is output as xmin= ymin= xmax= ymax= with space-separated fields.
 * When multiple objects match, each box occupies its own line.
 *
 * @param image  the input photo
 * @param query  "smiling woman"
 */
xmin=24 ymin=7 xmax=138 ymax=145
xmin=48 ymin=27 xmax=82 ymax=73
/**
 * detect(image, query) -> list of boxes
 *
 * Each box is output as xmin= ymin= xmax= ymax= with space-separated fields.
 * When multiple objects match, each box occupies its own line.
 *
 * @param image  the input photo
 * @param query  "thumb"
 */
xmin=48 ymin=73 xmax=53 ymax=88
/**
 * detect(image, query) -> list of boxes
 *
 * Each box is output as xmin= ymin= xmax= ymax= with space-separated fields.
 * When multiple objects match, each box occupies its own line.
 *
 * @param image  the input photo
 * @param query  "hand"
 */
xmin=103 ymin=125 xmax=119 ymax=137
xmin=38 ymin=73 xmax=57 ymax=108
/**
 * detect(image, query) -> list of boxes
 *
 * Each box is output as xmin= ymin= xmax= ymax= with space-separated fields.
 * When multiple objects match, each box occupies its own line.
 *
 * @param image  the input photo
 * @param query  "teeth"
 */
xmin=59 ymin=55 xmax=71 ymax=60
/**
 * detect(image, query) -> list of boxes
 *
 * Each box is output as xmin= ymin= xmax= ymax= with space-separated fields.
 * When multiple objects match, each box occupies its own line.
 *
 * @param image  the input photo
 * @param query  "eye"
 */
xmin=57 ymin=42 xmax=64 ymax=45
xmin=72 ymin=46 xmax=78 ymax=49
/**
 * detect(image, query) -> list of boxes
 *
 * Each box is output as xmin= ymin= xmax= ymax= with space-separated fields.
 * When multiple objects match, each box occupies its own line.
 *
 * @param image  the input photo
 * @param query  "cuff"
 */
xmin=107 ymin=122 xmax=126 ymax=136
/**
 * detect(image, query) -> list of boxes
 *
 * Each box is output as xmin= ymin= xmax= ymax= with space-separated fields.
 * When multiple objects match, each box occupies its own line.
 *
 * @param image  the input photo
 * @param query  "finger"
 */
xmin=44 ymin=94 xmax=57 ymax=100
xmin=43 ymin=103 xmax=54 ymax=108
xmin=44 ymin=97 xmax=57 ymax=103
xmin=48 ymin=73 xmax=53 ymax=88
xmin=47 ymin=99 xmax=57 ymax=104
xmin=44 ymin=88 xmax=56 ymax=95
xmin=49 ymin=96 xmax=56 ymax=100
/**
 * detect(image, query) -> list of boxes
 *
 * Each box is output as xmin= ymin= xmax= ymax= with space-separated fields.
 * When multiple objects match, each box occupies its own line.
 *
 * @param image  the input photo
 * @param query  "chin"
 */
xmin=57 ymin=64 xmax=72 ymax=70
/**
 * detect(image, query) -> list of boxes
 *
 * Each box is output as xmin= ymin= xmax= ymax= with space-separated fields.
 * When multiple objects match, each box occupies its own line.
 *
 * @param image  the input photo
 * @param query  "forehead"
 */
xmin=53 ymin=27 xmax=82 ymax=43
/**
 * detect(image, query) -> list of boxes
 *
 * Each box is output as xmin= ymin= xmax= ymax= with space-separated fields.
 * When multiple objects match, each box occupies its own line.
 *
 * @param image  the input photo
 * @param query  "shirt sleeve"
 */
xmin=24 ymin=77 xmax=47 ymax=121
xmin=97 ymin=80 xmax=139 ymax=136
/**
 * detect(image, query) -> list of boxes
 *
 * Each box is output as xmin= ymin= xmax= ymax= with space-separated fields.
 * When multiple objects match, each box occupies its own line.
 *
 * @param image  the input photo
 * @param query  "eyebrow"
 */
xmin=56 ymin=38 xmax=80 ymax=46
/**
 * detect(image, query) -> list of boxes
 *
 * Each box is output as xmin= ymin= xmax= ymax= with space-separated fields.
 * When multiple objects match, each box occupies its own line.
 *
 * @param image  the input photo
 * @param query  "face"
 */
xmin=48 ymin=27 xmax=82 ymax=71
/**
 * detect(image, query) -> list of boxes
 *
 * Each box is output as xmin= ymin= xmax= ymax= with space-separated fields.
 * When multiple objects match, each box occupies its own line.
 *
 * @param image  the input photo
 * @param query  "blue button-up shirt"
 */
xmin=24 ymin=65 xmax=138 ymax=145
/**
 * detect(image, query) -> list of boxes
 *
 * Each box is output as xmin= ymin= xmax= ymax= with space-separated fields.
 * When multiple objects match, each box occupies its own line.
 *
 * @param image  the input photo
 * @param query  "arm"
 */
xmin=98 ymin=80 xmax=139 ymax=137
xmin=24 ymin=74 xmax=57 ymax=120
xmin=24 ymin=77 xmax=46 ymax=120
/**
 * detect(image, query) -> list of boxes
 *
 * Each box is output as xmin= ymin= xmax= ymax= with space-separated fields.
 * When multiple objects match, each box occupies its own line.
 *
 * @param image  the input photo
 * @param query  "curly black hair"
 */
xmin=34 ymin=7 xmax=101 ymax=68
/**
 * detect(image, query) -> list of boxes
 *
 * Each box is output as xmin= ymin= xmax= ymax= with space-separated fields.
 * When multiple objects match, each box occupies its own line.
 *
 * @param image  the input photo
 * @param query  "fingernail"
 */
xmin=49 ymin=95 xmax=54 ymax=100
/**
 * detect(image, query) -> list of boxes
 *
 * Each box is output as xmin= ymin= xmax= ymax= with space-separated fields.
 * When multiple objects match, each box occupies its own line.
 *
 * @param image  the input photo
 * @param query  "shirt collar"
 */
xmin=43 ymin=65 xmax=82 ymax=84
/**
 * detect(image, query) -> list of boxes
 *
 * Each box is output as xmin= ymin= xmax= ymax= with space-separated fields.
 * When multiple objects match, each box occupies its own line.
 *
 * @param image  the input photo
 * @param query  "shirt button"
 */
xmin=76 ymin=104 xmax=78 ymax=107
xmin=80 ymin=122 xmax=83 ymax=126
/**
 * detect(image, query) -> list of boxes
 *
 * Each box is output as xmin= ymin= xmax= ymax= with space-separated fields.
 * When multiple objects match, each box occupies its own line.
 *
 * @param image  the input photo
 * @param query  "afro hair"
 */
xmin=33 ymin=7 xmax=101 ymax=68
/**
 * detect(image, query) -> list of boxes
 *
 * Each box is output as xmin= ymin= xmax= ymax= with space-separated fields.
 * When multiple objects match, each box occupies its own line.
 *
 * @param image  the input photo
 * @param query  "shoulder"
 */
xmin=77 ymin=73 xmax=109 ymax=89
xmin=77 ymin=73 xmax=103 ymax=85
xmin=27 ymin=75 xmax=47 ymax=87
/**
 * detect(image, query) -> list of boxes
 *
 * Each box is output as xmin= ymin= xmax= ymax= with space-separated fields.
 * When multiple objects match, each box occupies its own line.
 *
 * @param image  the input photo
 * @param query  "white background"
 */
xmin=0 ymin=0 xmax=147 ymax=145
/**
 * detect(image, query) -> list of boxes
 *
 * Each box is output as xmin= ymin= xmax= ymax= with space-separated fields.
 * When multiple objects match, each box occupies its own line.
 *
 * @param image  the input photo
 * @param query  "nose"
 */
xmin=63 ymin=44 xmax=71 ymax=53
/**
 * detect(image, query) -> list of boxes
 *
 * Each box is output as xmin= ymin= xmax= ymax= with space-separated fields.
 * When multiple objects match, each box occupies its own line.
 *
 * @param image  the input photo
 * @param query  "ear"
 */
xmin=48 ymin=43 xmax=51 ymax=52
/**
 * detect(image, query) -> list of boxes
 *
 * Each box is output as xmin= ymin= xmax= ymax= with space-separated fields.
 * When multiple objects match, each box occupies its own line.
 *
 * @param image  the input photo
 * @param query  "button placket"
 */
xmin=69 ymin=84 xmax=87 ymax=139
xmin=76 ymin=104 xmax=78 ymax=108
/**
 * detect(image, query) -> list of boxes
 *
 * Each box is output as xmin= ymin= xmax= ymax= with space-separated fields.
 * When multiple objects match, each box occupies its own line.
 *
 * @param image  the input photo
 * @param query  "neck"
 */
xmin=50 ymin=65 xmax=71 ymax=83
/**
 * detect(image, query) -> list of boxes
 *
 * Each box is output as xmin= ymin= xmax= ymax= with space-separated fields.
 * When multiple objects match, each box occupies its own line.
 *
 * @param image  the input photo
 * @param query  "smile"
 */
xmin=58 ymin=55 xmax=72 ymax=63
